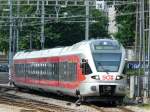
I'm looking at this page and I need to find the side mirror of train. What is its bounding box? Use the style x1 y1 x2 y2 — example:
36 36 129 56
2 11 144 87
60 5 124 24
80 59 92 75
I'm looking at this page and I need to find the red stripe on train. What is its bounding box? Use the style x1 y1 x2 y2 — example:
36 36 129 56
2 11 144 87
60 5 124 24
13 55 85 89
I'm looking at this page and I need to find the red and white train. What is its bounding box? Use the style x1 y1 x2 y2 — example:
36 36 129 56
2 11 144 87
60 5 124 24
12 39 127 104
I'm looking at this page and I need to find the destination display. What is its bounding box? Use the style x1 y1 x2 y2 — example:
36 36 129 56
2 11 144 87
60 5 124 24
94 44 120 50
93 40 121 50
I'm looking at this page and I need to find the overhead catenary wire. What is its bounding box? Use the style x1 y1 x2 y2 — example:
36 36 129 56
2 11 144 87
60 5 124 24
0 0 140 6
0 0 141 27
1 10 150 26
0 0 141 42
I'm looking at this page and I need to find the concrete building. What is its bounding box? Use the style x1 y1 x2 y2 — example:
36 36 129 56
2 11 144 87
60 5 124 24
96 0 118 34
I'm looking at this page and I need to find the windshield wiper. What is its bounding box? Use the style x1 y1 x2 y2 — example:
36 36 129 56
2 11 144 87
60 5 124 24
98 62 109 74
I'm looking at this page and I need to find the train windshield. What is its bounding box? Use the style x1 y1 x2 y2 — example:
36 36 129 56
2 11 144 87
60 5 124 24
93 53 121 72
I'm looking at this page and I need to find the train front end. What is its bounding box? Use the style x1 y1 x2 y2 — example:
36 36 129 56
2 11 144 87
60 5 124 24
78 39 126 103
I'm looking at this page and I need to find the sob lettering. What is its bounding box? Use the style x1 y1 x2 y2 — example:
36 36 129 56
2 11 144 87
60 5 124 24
102 75 113 80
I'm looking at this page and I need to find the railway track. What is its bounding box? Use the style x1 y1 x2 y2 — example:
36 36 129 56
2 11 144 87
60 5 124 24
90 104 135 112
0 85 136 112
0 92 77 112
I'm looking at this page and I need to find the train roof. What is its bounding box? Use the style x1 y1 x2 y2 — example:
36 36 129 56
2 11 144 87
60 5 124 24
13 39 122 60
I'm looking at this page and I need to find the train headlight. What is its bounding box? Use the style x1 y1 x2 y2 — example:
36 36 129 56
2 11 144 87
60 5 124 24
91 75 100 80
116 76 124 80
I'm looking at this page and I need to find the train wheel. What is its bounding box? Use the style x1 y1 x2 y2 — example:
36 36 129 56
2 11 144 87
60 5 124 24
75 96 85 106
8 80 14 86
75 100 81 106
11 82 19 88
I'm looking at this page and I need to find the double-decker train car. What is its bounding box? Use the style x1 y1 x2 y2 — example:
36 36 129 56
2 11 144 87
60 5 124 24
12 39 126 104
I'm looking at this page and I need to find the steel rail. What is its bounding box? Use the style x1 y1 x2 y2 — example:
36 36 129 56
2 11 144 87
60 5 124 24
0 92 77 112
90 104 135 112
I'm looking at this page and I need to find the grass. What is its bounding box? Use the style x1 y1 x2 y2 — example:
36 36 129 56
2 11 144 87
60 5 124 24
138 104 150 110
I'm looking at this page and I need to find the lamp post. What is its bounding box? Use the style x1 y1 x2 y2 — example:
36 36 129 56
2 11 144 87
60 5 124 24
85 0 89 41
41 0 45 49
8 0 13 85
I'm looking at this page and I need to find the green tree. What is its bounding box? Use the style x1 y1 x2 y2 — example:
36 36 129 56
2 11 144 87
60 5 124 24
0 2 109 53
114 0 136 47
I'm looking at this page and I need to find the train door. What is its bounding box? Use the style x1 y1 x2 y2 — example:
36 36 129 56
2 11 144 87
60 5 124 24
73 56 79 82
58 56 71 88
76 56 87 83
58 55 81 89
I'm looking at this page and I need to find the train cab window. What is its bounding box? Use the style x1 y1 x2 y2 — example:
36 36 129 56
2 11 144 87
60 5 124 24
93 53 121 72
81 59 92 75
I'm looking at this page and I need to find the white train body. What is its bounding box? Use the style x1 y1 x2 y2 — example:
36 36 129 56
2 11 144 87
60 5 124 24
13 39 127 102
